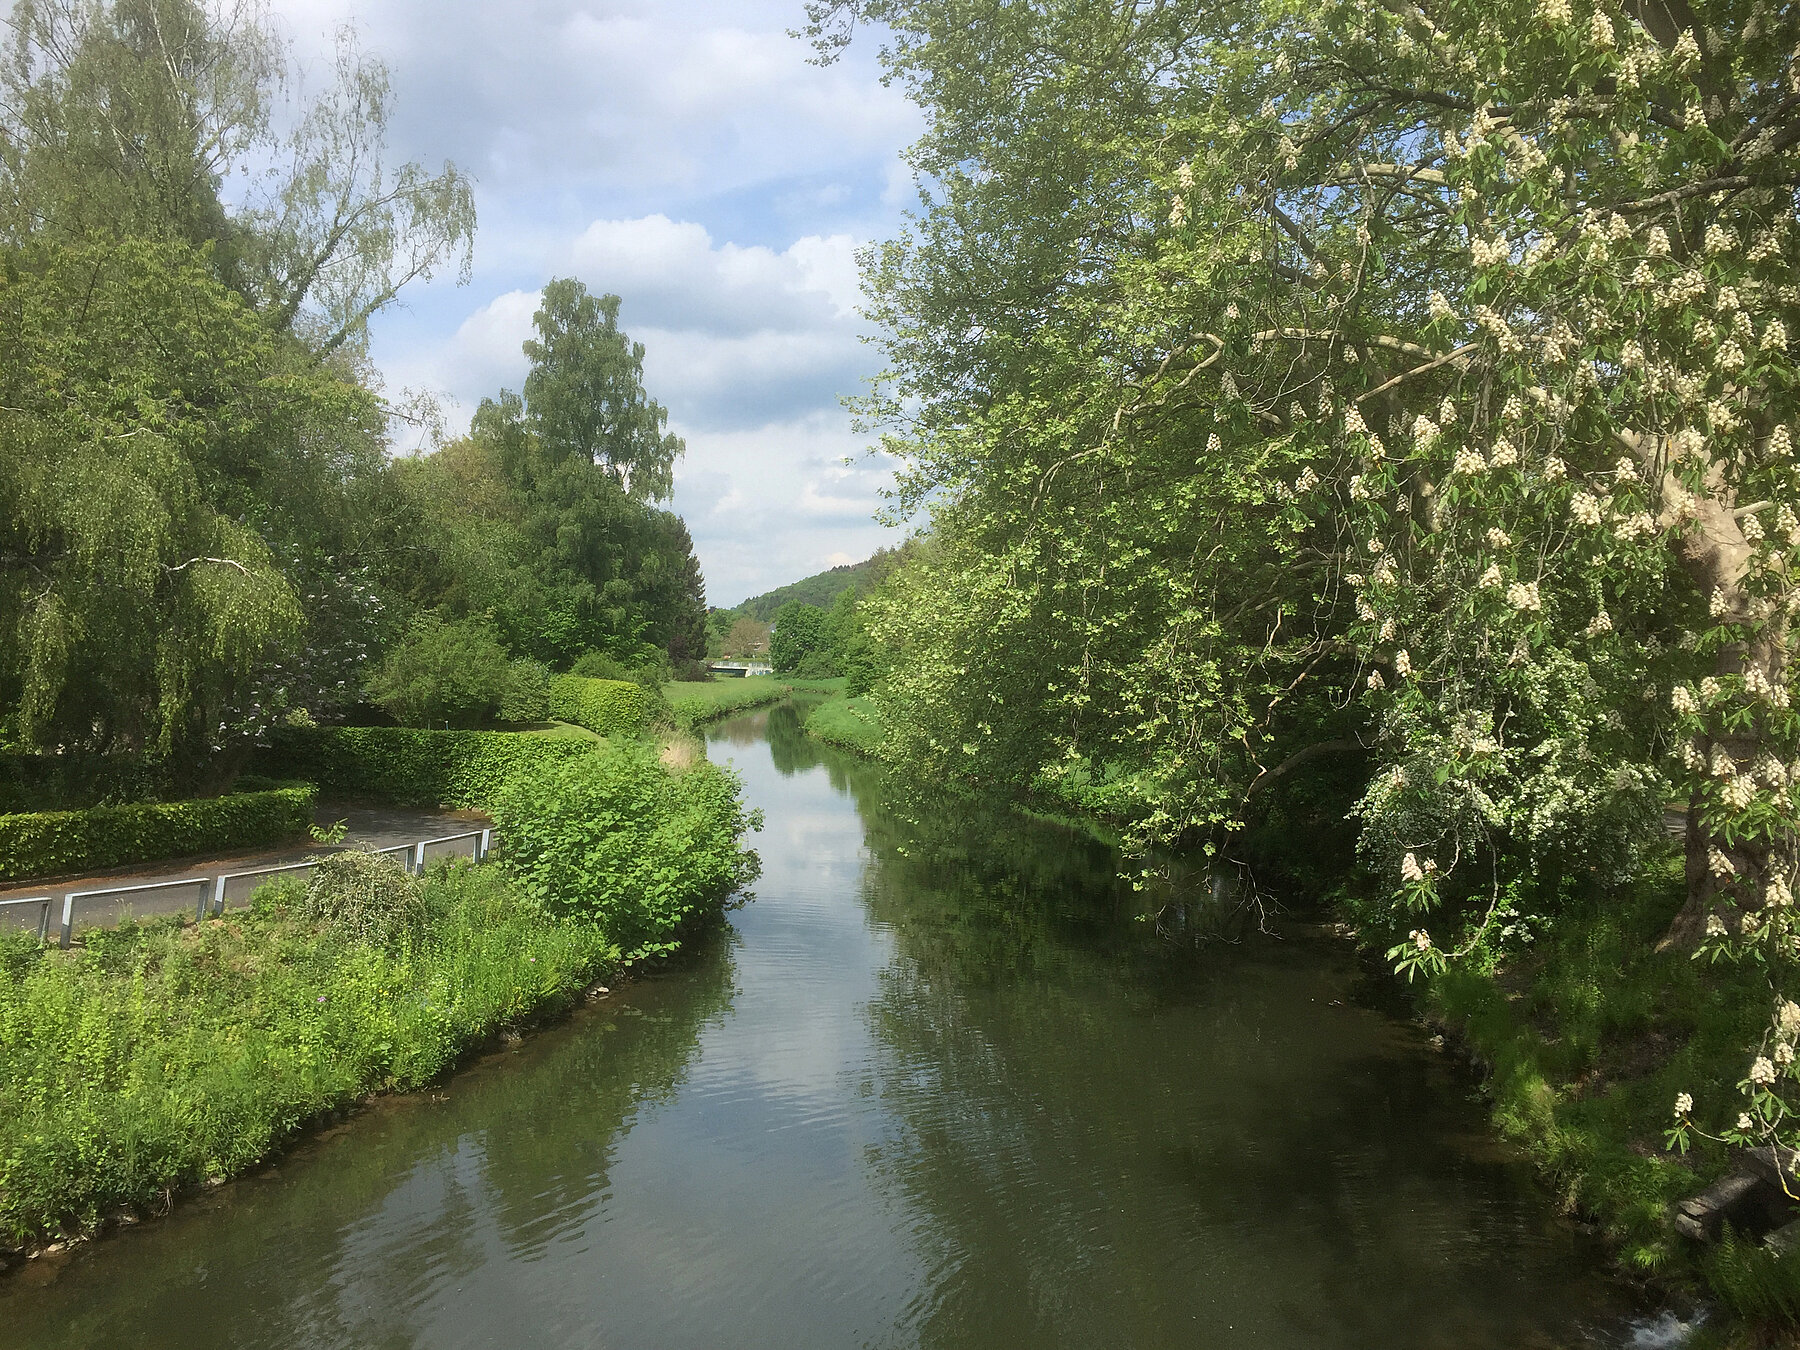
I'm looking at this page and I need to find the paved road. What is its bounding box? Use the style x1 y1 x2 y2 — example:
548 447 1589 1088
0 802 491 934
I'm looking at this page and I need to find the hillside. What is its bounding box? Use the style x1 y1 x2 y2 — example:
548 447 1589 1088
731 554 884 621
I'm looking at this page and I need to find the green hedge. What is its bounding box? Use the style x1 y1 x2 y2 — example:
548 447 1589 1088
256 727 595 808
0 785 317 883
546 675 654 736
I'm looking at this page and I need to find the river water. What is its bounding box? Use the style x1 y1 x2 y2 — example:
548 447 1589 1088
0 702 1655 1349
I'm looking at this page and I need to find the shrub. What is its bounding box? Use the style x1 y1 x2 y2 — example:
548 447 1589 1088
492 742 760 956
499 659 552 723
546 675 658 736
366 615 514 728
0 785 317 883
770 601 826 672
256 726 592 808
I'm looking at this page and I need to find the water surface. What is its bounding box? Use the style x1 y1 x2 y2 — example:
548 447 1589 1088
1 702 1641 1348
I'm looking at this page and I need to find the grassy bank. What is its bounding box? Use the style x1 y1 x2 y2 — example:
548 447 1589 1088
666 676 790 730
1384 850 1800 1336
801 695 885 757
0 740 758 1261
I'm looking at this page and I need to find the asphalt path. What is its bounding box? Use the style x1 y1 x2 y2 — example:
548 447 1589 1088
0 803 491 935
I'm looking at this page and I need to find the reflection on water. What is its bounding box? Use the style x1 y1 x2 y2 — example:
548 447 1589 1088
0 702 1648 1349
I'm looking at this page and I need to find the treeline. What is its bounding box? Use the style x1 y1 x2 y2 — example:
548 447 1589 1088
0 0 706 791
712 547 908 689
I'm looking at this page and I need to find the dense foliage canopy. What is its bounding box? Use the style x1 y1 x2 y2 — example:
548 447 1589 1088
815 0 1800 1149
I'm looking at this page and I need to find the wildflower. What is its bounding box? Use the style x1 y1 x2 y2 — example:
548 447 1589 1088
1379 617 1396 641
1701 675 1722 702
1176 159 1194 189
1704 222 1737 253
1708 912 1730 936
1224 301 1240 320
1502 394 1525 422
1395 649 1412 677
1671 27 1700 65
1683 741 1708 771
1674 1092 1694 1117
1718 340 1747 372
1470 235 1511 267
1439 397 1458 426
1605 210 1629 241
1571 492 1604 526
1743 512 1766 544
1505 580 1542 611
1587 611 1613 636
1428 290 1456 323
1537 0 1571 23
1491 437 1518 467
1480 563 1504 588
1646 226 1672 257
1207 433 1222 454
1367 537 1384 554
1779 1043 1796 1066
1453 447 1486 475
1764 319 1788 352
1769 875 1794 908
1367 669 1386 691
1710 588 1730 618
1770 426 1793 457
1344 404 1368 435
1543 456 1567 482
1170 195 1188 227
1751 1056 1778 1085
1740 1112 1756 1131
1671 685 1699 715
1410 927 1432 952
1402 852 1425 883
1413 415 1441 449
1709 845 1737 878
1295 467 1319 493
1723 775 1758 811
1486 527 1512 549
1778 999 1800 1037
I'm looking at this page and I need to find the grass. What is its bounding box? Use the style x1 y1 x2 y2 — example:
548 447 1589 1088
0 861 621 1252
665 676 791 729
1413 849 1800 1332
801 694 885 756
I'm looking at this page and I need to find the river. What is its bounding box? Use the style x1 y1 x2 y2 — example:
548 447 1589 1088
0 701 1660 1348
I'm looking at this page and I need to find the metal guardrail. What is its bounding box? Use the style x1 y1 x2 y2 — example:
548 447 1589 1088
2 828 492 949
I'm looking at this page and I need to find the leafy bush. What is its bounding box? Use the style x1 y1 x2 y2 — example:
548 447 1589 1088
297 851 426 950
499 659 552 723
0 863 619 1248
0 785 317 883
546 675 657 736
492 742 760 955
365 615 514 728
0 755 173 813
770 601 826 673
256 726 592 808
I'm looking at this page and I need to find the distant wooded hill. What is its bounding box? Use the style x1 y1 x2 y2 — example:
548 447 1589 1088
728 555 884 622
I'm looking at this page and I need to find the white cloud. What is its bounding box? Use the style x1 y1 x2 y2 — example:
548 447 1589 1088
269 0 919 603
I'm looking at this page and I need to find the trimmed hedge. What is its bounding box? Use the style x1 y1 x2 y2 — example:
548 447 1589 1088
0 785 317 884
256 726 595 808
546 675 654 736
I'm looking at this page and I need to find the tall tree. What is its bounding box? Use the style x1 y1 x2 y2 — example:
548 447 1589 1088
522 278 683 500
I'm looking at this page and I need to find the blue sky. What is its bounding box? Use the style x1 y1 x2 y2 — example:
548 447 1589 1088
269 0 920 606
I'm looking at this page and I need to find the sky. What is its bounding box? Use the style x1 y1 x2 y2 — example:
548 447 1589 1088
266 0 922 606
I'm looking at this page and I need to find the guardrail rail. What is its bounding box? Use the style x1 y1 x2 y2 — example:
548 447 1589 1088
1 829 493 948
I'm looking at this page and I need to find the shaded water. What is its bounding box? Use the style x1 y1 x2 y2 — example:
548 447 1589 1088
1 702 1648 1348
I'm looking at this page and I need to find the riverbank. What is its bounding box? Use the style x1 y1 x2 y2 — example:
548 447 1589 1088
0 740 759 1271
666 676 792 730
